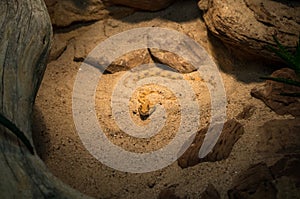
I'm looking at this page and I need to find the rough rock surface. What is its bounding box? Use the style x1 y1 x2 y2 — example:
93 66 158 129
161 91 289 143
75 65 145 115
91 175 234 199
158 186 181 199
104 48 197 74
228 163 277 199
178 119 244 168
198 0 300 60
228 155 300 199
48 34 68 62
149 48 197 73
44 0 134 27
229 119 300 198
108 0 176 11
81 47 199 74
105 49 151 73
0 0 89 198
200 184 221 199
236 105 256 120
44 0 107 27
256 119 300 155
270 155 300 182
251 68 300 117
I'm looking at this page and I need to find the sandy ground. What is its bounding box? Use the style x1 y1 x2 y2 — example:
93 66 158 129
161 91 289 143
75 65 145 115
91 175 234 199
32 1 294 198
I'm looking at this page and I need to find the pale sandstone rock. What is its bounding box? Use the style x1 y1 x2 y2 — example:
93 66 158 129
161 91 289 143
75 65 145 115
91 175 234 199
103 48 197 74
198 0 300 60
106 49 151 73
149 48 197 73
108 0 176 11
44 0 108 27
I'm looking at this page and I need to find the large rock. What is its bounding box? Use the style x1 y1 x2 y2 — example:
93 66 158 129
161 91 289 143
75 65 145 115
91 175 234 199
228 155 300 199
44 0 108 27
200 184 221 199
44 0 134 27
251 68 300 117
198 0 300 60
228 163 277 199
158 186 181 199
44 0 176 27
256 119 300 155
0 0 89 198
108 0 176 11
229 119 300 199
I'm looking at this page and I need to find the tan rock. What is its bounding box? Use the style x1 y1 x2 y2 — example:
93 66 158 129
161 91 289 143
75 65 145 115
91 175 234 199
108 0 176 11
48 34 67 62
198 0 300 60
228 163 276 199
251 68 300 117
44 0 108 27
103 48 197 74
178 119 244 168
228 154 300 199
149 48 197 73
106 49 151 73
158 186 181 199
200 184 221 199
256 119 300 154
236 105 256 120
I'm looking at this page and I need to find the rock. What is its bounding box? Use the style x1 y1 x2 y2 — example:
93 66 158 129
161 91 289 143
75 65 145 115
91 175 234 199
200 184 221 199
108 0 176 11
228 163 277 199
73 39 90 62
230 118 300 199
178 119 244 168
100 47 197 74
44 0 108 27
72 47 151 73
256 119 300 155
270 155 300 198
105 49 151 73
270 154 300 181
149 48 197 73
0 1 89 198
275 176 300 199
236 105 256 120
158 186 181 199
228 155 300 199
48 34 67 62
251 68 300 117
198 0 300 60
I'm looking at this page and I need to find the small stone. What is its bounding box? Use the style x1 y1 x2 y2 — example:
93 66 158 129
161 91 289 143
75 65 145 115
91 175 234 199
178 119 244 168
251 68 300 117
236 105 256 120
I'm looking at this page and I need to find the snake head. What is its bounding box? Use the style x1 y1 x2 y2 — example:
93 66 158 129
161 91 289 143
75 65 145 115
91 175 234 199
138 102 150 120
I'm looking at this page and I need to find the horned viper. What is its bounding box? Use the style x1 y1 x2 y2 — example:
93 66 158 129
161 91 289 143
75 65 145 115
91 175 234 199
128 70 202 120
